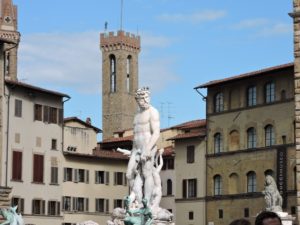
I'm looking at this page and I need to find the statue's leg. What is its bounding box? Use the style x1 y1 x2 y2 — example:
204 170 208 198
143 160 155 204
127 153 137 190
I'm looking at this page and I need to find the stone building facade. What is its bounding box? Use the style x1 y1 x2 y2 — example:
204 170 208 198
195 63 297 225
290 1 300 224
100 30 140 139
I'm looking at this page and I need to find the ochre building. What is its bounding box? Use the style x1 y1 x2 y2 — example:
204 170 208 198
195 63 297 225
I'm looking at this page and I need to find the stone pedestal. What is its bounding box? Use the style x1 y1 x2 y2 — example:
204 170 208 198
276 212 295 225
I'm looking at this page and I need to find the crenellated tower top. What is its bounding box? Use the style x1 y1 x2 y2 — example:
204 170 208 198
100 30 140 53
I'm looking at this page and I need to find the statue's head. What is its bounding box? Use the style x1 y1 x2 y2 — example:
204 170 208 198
265 175 274 186
135 87 150 110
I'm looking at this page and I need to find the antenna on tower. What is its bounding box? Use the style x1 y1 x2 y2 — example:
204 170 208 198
120 0 124 31
104 21 108 32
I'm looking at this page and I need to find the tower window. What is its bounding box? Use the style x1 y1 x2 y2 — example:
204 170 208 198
110 55 116 92
126 56 131 92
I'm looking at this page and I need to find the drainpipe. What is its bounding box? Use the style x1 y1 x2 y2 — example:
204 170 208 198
61 96 71 153
4 90 10 187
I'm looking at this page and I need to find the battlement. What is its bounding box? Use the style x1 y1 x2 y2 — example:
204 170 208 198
100 30 140 52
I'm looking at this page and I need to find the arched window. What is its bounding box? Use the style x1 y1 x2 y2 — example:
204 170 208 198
247 127 256 149
264 169 274 177
110 55 116 92
281 90 286 101
265 82 275 103
229 173 238 194
214 133 223 153
214 93 224 112
229 130 239 151
247 171 256 192
214 175 222 195
126 56 131 92
265 125 275 147
247 86 256 106
167 179 172 195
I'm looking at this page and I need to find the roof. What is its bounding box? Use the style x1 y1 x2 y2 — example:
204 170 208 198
64 117 102 133
101 135 133 144
162 146 175 157
167 131 206 141
5 79 70 98
63 149 128 160
195 62 293 89
172 119 206 130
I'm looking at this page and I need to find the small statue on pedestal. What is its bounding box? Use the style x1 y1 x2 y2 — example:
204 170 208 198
262 175 283 212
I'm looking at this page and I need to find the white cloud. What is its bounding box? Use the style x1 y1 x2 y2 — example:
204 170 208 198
232 18 269 29
157 10 226 24
257 23 292 37
18 31 178 94
19 31 101 94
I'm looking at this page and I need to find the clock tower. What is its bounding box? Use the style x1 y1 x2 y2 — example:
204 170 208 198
100 30 140 139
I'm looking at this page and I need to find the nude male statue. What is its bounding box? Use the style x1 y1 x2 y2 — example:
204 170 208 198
126 87 160 204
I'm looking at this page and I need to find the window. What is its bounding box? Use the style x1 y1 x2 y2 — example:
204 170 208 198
167 179 172 195
126 56 131 92
51 139 57 150
15 99 22 117
50 167 58 184
96 199 109 213
48 201 60 216
73 197 88 212
64 168 73 182
15 133 20 144
214 93 224 112
12 151 22 181
189 211 194 220
11 197 24 214
182 179 197 198
49 107 58 124
36 137 41 147
265 125 275 146
34 104 42 121
187 146 195 163
247 127 256 148
162 158 174 170
114 199 123 208
247 86 256 106
43 106 49 123
247 171 256 192
291 206 296 215
114 172 126 186
214 133 223 153
244 208 249 218
74 169 89 183
32 199 45 215
218 209 223 219
62 196 71 211
95 171 109 184
265 82 275 103
214 175 222 195
110 55 116 92
33 154 44 183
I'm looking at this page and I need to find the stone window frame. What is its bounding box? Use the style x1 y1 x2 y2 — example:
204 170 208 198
247 127 257 149
265 124 275 147
247 85 257 107
265 81 275 103
246 171 257 193
213 174 222 195
214 133 223 153
214 92 224 113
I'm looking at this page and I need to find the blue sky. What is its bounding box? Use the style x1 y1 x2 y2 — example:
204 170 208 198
13 0 293 136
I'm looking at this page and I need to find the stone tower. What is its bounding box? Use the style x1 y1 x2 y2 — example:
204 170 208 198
0 0 19 81
290 1 300 223
100 30 140 139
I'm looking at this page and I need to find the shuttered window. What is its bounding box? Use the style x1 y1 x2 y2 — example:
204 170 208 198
15 99 22 117
12 151 22 181
34 104 42 121
33 154 44 183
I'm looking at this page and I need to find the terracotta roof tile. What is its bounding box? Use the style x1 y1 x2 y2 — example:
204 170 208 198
195 62 293 89
63 149 129 160
167 131 206 141
101 135 133 143
162 146 175 156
